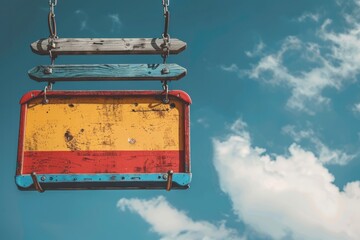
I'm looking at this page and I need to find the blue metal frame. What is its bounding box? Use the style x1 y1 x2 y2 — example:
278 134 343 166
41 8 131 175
16 173 191 190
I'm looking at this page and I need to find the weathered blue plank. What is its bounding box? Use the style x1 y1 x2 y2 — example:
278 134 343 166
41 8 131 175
15 173 191 190
28 64 187 82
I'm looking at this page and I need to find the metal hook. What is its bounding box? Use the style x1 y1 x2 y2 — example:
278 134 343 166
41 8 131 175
162 81 169 104
43 84 52 104
166 170 173 191
31 172 45 193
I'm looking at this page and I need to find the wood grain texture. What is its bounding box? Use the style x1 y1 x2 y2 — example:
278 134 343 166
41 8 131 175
31 38 186 55
28 64 187 82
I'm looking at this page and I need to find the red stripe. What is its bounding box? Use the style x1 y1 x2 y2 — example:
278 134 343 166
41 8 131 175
22 150 185 174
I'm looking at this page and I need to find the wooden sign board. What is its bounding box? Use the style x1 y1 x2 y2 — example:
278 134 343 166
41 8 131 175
28 64 186 82
31 38 187 55
16 90 191 191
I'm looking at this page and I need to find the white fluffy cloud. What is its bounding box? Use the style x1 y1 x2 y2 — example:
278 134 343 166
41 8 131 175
213 119 360 240
117 196 243 240
222 0 360 114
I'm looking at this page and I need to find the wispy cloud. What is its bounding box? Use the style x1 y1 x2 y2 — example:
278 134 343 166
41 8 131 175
117 196 243 240
108 14 122 33
245 41 265 58
213 119 360 240
282 125 355 165
197 118 210 128
75 9 89 31
352 103 360 114
222 0 360 114
297 12 320 22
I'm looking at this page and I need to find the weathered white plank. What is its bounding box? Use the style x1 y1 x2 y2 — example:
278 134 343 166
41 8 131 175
31 38 186 55
28 64 187 82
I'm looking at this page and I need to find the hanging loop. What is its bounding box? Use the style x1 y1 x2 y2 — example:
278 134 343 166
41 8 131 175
49 50 56 66
43 83 53 104
48 0 58 40
162 81 169 104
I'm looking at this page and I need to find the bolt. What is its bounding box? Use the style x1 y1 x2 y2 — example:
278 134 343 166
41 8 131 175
44 67 53 74
41 176 46 181
162 98 170 104
128 138 136 144
161 67 170 75
162 174 168 180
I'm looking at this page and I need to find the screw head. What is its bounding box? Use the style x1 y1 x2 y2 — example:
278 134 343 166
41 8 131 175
161 67 170 75
44 67 53 74
41 176 46 181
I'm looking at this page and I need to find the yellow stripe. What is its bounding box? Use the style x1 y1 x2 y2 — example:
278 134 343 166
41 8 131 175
24 96 184 151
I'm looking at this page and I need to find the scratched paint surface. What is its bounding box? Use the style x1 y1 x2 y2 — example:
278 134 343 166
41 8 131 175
21 95 186 174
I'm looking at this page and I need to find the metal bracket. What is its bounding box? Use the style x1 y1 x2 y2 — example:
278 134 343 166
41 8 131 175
166 170 173 191
31 172 45 193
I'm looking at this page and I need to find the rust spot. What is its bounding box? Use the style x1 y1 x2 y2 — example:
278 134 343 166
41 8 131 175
68 104 75 108
157 110 166 118
133 43 145 49
170 103 176 109
64 130 80 151
64 131 74 142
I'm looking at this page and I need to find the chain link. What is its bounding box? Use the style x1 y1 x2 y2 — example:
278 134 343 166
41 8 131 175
49 0 57 7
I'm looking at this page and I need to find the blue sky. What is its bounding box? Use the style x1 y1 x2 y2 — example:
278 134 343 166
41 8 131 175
1 0 360 239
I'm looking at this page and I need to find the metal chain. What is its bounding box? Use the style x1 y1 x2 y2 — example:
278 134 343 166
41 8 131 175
47 0 58 67
44 0 58 91
161 0 170 75
48 0 58 40
161 0 171 104
162 0 170 40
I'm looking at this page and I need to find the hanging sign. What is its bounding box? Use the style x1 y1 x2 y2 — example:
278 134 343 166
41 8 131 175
16 90 191 191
